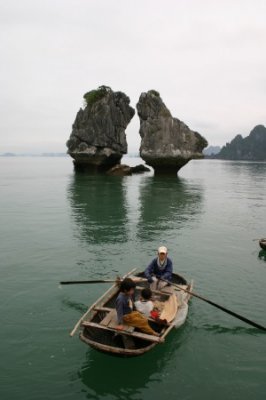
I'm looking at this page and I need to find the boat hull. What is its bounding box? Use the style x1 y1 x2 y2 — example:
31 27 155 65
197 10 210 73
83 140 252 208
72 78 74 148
259 239 266 251
80 332 157 357
78 271 192 357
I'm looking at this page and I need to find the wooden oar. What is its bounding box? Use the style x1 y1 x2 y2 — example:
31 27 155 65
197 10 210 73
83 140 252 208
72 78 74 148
60 276 147 285
60 279 119 285
160 278 266 332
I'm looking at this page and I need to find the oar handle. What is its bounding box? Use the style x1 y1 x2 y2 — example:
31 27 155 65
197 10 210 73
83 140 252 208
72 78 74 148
60 280 117 285
60 277 147 285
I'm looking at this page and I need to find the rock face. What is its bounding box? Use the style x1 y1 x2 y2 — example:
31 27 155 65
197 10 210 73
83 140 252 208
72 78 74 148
137 90 208 174
66 86 135 171
107 163 150 176
214 125 266 161
107 164 132 176
130 164 150 174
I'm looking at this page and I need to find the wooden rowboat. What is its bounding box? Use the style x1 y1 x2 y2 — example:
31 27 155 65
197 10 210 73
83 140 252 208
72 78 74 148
73 269 193 357
259 239 266 251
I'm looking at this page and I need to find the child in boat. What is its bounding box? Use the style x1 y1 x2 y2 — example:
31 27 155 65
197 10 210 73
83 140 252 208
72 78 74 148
115 278 158 336
135 288 166 324
135 288 154 318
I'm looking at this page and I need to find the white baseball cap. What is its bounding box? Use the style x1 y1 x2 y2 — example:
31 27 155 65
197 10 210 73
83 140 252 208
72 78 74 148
158 246 167 254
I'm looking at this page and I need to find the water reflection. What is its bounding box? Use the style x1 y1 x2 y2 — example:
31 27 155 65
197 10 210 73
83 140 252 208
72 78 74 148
61 297 88 314
137 176 203 240
67 173 128 245
198 324 262 336
258 250 266 262
78 327 187 400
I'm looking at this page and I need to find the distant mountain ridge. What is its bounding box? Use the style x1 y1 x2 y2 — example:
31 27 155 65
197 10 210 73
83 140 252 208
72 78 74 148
203 146 221 156
0 153 67 157
214 125 266 161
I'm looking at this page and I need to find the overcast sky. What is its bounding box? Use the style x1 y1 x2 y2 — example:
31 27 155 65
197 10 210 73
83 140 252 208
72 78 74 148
1 0 266 153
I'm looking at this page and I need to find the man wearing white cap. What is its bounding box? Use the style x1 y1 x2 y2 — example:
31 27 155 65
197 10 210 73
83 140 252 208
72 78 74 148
144 246 173 291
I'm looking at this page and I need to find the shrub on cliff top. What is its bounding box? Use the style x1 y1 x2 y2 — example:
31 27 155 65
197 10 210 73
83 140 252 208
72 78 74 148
149 89 160 97
83 85 111 107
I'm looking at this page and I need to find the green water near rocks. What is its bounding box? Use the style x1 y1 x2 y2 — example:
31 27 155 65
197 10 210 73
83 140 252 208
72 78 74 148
1 157 266 400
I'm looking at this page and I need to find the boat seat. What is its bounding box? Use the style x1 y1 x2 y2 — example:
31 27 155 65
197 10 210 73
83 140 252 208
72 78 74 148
99 308 135 333
82 321 162 343
99 309 117 326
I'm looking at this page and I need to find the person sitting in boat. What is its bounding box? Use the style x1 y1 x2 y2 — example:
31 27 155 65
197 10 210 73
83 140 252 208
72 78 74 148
115 278 159 336
135 288 154 318
135 288 168 326
145 246 173 291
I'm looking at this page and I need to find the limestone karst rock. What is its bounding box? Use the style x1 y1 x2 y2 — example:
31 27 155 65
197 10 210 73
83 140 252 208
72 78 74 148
214 125 266 161
137 90 208 174
66 86 135 171
106 163 150 176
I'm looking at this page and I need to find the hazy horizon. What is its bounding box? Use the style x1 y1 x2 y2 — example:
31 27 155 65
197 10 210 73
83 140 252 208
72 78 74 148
1 0 266 153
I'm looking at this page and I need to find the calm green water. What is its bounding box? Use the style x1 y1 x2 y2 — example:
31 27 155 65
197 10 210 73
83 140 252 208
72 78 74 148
1 157 266 400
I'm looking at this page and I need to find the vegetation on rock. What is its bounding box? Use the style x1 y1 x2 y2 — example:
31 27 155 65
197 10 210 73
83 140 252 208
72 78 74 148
83 85 111 107
149 89 160 97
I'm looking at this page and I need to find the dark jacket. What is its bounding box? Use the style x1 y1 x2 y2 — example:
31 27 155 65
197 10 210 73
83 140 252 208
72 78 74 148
115 292 134 324
144 257 173 283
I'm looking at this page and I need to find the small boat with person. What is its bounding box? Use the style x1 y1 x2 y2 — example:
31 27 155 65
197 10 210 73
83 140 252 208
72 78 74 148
61 261 266 357
70 268 193 357
259 238 266 251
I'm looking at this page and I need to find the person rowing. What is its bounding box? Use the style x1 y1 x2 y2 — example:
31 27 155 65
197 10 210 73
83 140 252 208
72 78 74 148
144 246 173 291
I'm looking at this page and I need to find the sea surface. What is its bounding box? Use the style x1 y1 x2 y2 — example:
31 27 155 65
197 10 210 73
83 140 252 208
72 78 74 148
1 156 266 400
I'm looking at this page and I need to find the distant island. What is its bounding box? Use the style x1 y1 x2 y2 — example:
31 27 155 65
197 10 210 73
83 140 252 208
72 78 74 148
211 125 266 161
0 153 67 157
203 146 221 156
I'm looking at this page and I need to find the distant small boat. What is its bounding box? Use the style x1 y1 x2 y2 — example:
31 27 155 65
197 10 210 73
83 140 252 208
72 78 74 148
259 239 266 251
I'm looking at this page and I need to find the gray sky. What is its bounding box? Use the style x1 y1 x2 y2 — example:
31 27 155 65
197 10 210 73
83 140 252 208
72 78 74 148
1 0 266 153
